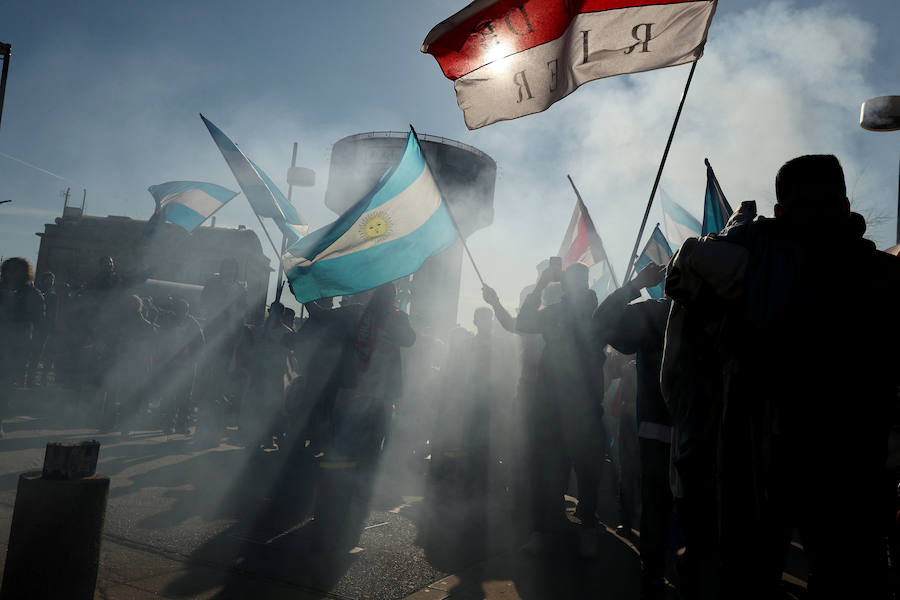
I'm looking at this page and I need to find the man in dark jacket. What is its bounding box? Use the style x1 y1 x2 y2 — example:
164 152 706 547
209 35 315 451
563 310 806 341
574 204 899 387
517 262 606 556
663 155 900 599
598 262 672 600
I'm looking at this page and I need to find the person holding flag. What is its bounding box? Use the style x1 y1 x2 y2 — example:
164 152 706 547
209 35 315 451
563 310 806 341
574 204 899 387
516 260 606 558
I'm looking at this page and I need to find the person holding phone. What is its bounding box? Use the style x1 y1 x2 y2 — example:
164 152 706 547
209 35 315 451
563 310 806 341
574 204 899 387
515 258 606 557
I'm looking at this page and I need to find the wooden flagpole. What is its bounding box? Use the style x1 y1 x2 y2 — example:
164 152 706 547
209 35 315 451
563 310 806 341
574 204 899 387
622 59 699 284
409 124 486 286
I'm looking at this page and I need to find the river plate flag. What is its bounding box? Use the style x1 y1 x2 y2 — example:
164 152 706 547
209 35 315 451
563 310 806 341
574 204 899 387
701 158 733 235
660 188 701 248
558 195 608 269
283 130 458 303
200 114 308 243
422 0 717 129
634 223 672 299
144 181 238 236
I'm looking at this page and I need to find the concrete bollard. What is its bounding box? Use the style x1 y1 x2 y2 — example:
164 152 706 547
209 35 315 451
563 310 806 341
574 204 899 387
1 441 109 600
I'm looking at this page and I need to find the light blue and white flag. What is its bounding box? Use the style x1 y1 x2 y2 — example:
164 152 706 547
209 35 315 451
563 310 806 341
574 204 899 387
634 224 673 299
283 130 458 303
660 188 701 248
590 258 618 304
702 158 733 236
144 181 238 235
200 114 308 243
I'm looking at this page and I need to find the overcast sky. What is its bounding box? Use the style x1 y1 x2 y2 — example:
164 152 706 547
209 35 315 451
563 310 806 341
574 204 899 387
2 0 899 320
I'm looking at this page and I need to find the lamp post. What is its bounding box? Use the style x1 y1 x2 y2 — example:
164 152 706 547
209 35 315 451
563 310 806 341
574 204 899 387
860 96 900 245
0 42 11 129
276 143 315 290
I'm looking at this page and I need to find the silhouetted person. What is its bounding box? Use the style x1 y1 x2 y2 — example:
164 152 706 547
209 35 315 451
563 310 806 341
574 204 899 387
663 155 900 599
313 283 415 551
517 262 606 557
197 257 248 444
245 301 294 447
87 255 122 292
26 271 57 386
0 258 44 437
483 272 549 541
155 299 204 434
98 294 156 436
597 262 673 600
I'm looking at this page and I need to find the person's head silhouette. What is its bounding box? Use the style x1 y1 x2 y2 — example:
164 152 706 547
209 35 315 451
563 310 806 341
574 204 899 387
774 154 850 226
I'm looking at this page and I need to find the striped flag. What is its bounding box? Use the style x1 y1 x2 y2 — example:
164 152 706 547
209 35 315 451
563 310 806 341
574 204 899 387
200 114 308 243
660 188 701 248
422 0 717 129
144 181 237 235
634 224 672 299
283 130 458 303
558 196 608 269
702 158 733 235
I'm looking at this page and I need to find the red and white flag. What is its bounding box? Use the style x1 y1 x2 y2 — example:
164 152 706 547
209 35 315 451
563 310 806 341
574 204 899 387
558 196 607 269
422 0 717 129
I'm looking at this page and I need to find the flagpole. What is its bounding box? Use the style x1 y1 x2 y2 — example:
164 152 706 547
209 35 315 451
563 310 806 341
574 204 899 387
566 174 620 289
623 59 699 283
252 210 283 262
409 124 486 286
276 142 298 290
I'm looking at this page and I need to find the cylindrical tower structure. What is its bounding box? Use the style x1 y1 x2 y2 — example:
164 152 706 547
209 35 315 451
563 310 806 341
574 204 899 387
325 132 497 331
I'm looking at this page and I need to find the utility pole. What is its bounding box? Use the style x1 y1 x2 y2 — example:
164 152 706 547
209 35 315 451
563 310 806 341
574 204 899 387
0 42 10 129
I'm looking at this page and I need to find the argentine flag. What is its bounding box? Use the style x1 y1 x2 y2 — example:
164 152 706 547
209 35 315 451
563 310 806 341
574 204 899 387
200 114 308 243
660 189 701 249
702 158 733 236
284 130 458 303
634 224 673 299
144 181 238 235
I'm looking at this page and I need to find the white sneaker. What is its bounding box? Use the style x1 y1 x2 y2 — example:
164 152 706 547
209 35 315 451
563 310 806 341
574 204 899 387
579 528 599 559
522 532 549 555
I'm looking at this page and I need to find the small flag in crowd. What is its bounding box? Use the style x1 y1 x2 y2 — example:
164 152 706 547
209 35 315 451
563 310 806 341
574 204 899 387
590 258 618 303
660 188 701 248
200 114 308 243
283 130 458 303
422 0 718 129
143 181 238 236
702 158 733 236
634 224 673 299
558 195 609 269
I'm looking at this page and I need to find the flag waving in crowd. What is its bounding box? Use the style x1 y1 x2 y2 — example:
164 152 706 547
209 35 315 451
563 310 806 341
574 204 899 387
422 0 718 129
283 130 458 303
143 181 238 236
558 193 609 269
633 224 672 298
201 114 309 243
660 188 701 248
701 157 733 235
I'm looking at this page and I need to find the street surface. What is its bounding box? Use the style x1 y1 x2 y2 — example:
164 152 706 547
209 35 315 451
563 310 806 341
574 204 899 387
0 390 807 599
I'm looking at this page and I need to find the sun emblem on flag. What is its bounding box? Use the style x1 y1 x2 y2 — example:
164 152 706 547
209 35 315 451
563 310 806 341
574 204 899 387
360 211 393 240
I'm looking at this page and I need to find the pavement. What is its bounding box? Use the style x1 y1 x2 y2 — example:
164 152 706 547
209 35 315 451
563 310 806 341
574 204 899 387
0 388 809 599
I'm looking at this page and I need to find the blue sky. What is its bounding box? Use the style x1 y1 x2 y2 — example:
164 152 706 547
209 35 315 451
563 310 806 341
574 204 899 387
2 0 899 318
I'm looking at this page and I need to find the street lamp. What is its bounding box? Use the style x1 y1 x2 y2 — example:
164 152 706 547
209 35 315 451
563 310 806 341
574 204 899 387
0 42 10 129
860 95 900 245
